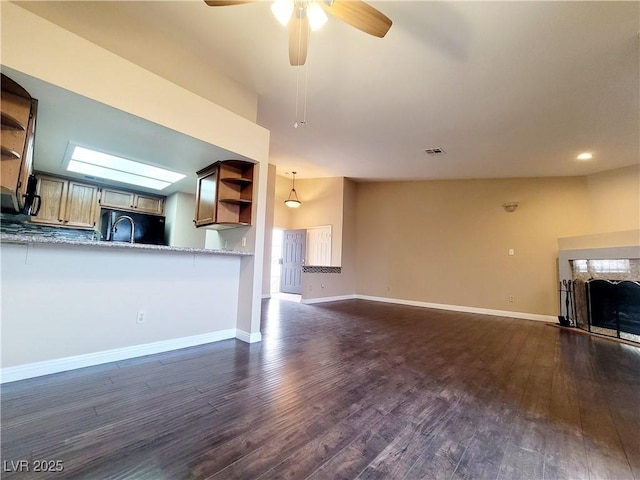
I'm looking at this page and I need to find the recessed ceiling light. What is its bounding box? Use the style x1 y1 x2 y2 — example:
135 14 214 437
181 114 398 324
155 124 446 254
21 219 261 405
577 152 593 160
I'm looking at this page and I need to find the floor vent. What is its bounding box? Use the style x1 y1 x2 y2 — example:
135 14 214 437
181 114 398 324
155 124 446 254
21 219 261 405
425 147 446 156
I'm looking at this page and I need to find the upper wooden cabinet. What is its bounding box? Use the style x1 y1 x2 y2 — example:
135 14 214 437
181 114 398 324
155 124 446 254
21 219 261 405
194 160 254 228
32 174 99 229
29 172 166 230
1 74 38 213
133 193 164 215
99 187 164 215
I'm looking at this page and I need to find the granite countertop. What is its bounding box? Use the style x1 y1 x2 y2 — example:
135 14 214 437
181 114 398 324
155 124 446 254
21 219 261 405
0 233 252 256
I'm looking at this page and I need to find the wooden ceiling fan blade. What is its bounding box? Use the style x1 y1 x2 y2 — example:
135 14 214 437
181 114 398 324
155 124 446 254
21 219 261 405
289 13 309 66
320 0 392 38
204 1 256 6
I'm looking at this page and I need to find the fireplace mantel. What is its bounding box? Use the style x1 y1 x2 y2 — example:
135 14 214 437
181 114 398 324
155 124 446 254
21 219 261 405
558 230 640 282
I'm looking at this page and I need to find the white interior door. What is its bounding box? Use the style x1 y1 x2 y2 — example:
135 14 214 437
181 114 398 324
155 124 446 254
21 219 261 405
280 229 306 294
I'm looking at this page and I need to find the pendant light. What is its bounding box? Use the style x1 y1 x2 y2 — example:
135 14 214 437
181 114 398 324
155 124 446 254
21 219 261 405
285 171 302 208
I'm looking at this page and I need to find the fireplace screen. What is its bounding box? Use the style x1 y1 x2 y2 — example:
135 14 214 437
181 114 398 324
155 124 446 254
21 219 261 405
586 279 640 342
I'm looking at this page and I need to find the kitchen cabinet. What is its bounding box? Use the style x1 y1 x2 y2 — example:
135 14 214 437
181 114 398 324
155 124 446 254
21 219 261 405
99 187 164 215
32 174 99 229
1 74 38 214
194 160 254 228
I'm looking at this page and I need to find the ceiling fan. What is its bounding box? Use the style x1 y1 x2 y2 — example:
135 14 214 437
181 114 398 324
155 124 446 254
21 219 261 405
204 0 392 66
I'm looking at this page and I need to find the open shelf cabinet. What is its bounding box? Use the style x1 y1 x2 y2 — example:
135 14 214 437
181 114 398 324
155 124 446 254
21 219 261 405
194 160 254 229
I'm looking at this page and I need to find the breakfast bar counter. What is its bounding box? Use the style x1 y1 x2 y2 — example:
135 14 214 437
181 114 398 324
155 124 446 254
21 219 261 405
0 233 252 256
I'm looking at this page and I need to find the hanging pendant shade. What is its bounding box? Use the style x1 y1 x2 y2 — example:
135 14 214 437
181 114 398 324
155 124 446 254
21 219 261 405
285 191 301 208
285 171 302 208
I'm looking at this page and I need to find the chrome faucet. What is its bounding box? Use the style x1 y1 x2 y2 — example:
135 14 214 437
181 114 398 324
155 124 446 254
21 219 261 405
111 215 135 243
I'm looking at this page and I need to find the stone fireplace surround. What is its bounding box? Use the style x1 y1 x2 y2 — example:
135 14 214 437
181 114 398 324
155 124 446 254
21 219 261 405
558 230 640 343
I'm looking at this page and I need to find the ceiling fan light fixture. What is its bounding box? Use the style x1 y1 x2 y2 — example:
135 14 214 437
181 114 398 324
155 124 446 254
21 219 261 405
271 0 294 26
206 0 392 65
285 171 302 208
307 2 328 30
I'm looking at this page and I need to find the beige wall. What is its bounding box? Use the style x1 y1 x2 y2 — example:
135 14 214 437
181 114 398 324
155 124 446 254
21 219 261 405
587 164 640 233
342 178 357 292
273 174 293 229
269 175 354 298
165 192 206 248
287 177 344 267
302 178 358 300
10 2 258 122
262 164 277 296
355 177 592 316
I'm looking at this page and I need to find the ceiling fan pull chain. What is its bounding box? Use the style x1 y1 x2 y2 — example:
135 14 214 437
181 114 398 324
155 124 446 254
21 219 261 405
294 64 301 128
294 64 308 127
294 7 301 129
301 9 309 126
294 62 309 128
301 61 308 126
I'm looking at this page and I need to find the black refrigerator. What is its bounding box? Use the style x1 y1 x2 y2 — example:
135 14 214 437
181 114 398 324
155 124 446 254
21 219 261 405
100 209 166 245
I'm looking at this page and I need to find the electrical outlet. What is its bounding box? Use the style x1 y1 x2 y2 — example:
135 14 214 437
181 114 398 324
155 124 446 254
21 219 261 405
137 311 145 324
509 296 515 303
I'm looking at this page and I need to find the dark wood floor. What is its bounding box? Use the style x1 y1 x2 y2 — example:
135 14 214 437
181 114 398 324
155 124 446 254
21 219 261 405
2 299 639 479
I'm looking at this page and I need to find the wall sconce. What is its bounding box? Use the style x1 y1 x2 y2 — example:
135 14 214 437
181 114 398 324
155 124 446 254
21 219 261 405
285 171 301 208
502 202 519 213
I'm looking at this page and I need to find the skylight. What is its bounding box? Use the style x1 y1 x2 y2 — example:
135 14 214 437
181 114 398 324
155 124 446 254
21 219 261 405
66 146 185 190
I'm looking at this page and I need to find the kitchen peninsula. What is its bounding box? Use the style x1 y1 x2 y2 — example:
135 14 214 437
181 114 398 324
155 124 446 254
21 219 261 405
1 232 256 384
0 232 252 256
1 3 270 386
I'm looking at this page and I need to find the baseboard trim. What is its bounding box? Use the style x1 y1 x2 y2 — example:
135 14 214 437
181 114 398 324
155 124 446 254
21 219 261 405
355 295 556 323
0 329 237 384
0 296 553 383
302 294 358 305
236 330 262 343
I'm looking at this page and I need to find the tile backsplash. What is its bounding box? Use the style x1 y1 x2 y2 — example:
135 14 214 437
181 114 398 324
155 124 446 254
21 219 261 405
302 266 342 274
0 214 95 241
570 258 640 281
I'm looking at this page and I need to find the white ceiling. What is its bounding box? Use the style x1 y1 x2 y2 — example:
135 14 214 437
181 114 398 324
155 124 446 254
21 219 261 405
10 1 640 185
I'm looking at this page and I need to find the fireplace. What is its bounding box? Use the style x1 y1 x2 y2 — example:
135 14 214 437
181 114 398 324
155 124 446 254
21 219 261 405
586 279 640 341
558 231 640 344
566 258 640 343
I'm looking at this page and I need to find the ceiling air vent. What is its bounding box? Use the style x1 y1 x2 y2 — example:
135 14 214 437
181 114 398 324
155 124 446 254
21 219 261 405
425 147 446 156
